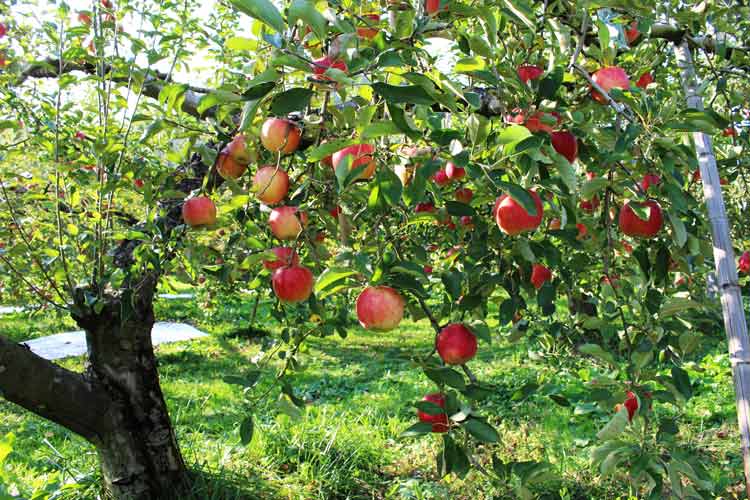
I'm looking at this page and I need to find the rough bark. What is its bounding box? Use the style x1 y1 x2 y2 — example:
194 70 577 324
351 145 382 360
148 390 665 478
674 40 750 495
72 280 189 499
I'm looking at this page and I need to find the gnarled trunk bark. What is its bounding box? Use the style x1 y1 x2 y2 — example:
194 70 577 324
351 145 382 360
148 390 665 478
72 281 188 499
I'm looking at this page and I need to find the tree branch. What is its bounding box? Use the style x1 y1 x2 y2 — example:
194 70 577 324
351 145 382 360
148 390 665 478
0 334 113 442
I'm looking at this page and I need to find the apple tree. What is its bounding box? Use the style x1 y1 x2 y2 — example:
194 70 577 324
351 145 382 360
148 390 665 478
1 0 750 498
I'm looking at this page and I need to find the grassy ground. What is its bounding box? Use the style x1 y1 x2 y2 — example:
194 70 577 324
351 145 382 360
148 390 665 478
0 294 744 499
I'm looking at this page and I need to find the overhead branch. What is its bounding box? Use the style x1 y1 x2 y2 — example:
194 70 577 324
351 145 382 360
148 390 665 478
16 58 213 119
0 334 113 442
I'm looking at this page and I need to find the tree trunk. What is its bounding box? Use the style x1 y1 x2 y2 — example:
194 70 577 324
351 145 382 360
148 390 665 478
72 281 188 500
674 41 750 496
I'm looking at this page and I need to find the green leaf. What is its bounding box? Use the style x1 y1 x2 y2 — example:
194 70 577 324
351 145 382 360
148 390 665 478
315 267 358 294
270 88 313 115
288 0 327 41
306 138 356 162
501 0 535 30
445 201 475 217
441 271 463 300
242 81 276 100
671 366 693 400
361 121 401 139
401 421 435 437
463 418 500 443
239 415 254 444
228 0 285 33
371 83 435 105
387 102 421 140
581 177 609 199
660 297 701 317
416 401 445 416
197 90 242 114
441 434 470 478
498 125 531 145
668 211 687 247
596 407 629 440
425 367 466 390
226 36 258 51
579 343 616 367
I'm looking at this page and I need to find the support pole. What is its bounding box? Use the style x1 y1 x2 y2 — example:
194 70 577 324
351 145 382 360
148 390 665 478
674 40 750 496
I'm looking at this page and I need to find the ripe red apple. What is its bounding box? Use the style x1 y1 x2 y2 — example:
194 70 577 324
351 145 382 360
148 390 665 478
517 64 543 84
133 178 144 189
739 251 750 275
640 173 661 192
216 151 248 180
332 144 377 180
182 196 217 227
263 247 299 271
417 393 449 433
329 205 341 218
425 0 447 14
445 162 465 180
423 265 433 274
260 118 301 155
356 286 405 331
459 215 474 229
77 12 92 25
311 55 348 81
530 264 552 289
550 131 578 163
356 14 380 39
636 72 654 89
0 23 6 39
494 190 544 235
525 111 561 133
623 391 638 421
253 166 290 204
415 202 436 213
576 223 588 240
548 218 562 230
591 67 630 104
269 206 306 240
271 265 314 303
224 134 255 165
618 200 663 238
432 169 451 186
74 131 86 140
436 323 477 365
624 21 639 45
580 197 600 213
723 127 737 137
454 187 473 204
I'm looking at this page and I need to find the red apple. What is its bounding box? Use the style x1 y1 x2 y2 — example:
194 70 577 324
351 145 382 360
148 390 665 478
454 187 473 204
494 190 544 235
133 179 144 189
576 223 588 240
425 0 447 14
445 162 465 180
356 286 405 331
618 200 663 238
517 64 544 84
624 21 639 45
640 173 661 192
636 72 654 89
311 55 348 81
253 166 290 204
182 196 217 227
332 144 377 180
548 218 562 230
433 169 451 186
623 391 638 421
424 265 433 274
580 197 600 213
723 127 737 137
530 264 552 289
550 131 578 163
591 67 630 104
417 393 449 433
269 206 306 240
216 151 248 180
272 265 314 303
224 134 255 165
260 118 301 155
356 14 380 39
329 205 341 218
415 202 436 213
505 108 526 125
459 215 474 229
739 251 750 275
525 111 561 134
263 247 300 271
77 13 92 25
74 131 86 140
436 323 477 365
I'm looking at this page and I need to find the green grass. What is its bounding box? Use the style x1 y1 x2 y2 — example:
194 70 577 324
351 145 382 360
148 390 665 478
0 295 745 499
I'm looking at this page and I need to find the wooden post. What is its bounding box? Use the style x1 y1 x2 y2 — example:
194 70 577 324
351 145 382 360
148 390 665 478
674 40 750 496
